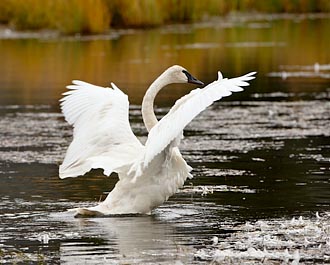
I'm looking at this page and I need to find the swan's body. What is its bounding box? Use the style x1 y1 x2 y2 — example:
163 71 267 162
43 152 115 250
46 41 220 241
59 65 256 216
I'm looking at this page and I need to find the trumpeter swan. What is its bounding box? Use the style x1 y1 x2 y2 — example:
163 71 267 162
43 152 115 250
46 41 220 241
59 65 256 216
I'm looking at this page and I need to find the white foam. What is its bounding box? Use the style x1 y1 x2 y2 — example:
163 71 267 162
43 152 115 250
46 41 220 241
195 212 330 263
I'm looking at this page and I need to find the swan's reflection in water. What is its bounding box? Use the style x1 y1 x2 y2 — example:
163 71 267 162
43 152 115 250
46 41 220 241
60 212 196 264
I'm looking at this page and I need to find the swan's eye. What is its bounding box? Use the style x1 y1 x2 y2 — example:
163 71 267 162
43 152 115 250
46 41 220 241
182 70 204 86
182 70 192 80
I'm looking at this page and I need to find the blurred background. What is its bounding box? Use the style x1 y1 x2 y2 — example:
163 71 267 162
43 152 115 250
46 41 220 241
0 0 329 105
0 1 329 264
1 0 330 33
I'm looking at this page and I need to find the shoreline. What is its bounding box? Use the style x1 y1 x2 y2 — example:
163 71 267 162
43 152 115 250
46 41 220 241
1 12 330 40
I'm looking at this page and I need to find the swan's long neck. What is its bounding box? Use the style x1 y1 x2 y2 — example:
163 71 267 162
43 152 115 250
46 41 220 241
142 72 172 132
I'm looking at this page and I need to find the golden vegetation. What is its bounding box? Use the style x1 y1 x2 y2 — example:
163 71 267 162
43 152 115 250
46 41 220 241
0 0 329 34
1 13 328 105
0 0 110 34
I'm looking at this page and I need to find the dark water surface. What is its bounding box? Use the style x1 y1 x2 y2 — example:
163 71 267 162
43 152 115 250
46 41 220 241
0 14 330 264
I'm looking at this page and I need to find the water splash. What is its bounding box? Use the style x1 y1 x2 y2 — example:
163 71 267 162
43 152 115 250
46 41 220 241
195 212 330 264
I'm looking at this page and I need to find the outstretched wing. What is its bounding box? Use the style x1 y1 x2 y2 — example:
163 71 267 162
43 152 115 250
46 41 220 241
59 81 143 179
142 71 256 168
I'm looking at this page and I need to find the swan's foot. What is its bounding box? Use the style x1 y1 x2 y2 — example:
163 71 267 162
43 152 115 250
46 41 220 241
67 204 151 217
68 207 104 218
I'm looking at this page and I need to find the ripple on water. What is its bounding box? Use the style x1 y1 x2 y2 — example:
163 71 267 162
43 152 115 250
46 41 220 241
195 213 330 264
1 196 330 264
0 101 329 165
0 94 329 264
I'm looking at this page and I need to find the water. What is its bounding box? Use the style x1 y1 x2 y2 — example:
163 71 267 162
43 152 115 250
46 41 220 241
0 14 330 264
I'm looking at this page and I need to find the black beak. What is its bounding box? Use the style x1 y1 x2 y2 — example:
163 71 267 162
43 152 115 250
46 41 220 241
182 70 204 86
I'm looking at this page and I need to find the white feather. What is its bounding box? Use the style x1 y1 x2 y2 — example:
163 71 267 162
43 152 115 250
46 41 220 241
59 66 256 215
59 81 143 179
141 71 256 169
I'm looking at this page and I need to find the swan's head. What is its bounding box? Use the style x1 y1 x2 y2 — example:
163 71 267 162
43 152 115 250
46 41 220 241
165 65 204 86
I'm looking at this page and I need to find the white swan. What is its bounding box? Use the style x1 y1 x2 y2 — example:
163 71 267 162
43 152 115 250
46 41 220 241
59 65 256 216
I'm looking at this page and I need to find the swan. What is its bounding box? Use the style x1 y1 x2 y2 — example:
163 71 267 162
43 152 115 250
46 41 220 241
59 65 256 216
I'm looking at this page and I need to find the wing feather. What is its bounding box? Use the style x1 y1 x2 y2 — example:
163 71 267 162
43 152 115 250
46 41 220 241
59 81 143 179
143 71 256 167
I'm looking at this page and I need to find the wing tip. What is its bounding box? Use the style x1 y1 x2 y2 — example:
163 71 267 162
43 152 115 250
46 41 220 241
217 71 223 80
72 80 83 85
59 171 70 179
110 82 118 90
245 71 257 79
